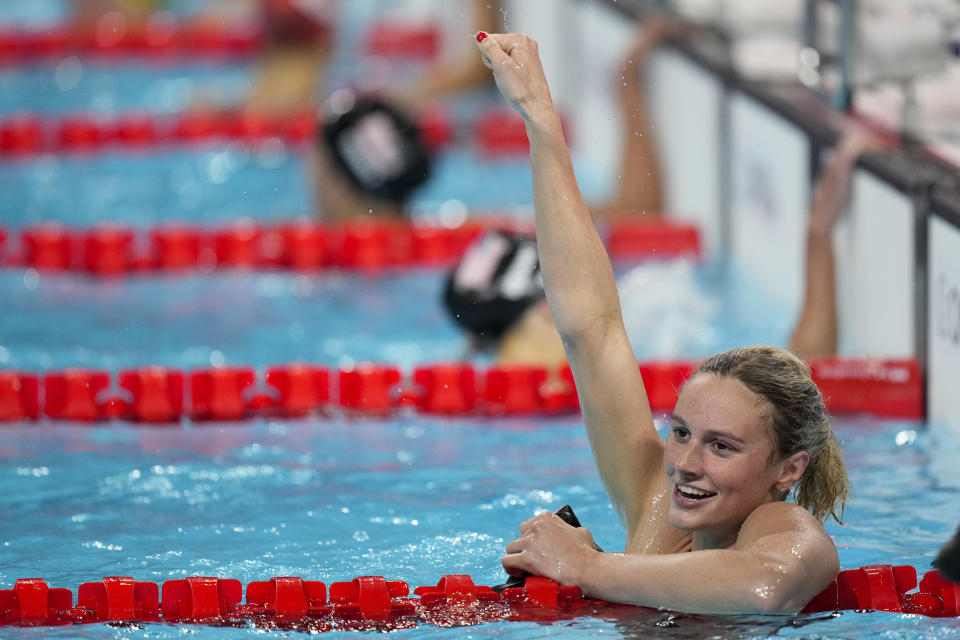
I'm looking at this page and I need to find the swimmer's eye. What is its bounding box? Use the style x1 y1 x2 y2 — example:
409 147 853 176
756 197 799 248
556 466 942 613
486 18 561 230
671 426 690 442
711 440 738 454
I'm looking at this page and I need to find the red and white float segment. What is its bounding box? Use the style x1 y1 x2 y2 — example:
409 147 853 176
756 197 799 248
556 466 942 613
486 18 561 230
1 565 957 628
0 357 924 424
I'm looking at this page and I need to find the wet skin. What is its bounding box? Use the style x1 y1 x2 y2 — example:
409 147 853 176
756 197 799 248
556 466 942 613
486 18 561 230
664 374 806 551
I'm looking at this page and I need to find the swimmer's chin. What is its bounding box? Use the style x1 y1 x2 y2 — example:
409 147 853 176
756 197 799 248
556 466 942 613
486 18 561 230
667 514 695 531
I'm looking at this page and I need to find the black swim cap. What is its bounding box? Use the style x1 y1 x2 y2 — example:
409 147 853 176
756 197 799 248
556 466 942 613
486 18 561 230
443 229 545 341
320 91 431 204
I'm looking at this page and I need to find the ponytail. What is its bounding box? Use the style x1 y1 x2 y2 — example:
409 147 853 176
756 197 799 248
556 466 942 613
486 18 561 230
794 430 849 524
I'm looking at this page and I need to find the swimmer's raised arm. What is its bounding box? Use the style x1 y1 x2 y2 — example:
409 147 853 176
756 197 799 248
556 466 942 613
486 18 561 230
592 18 694 221
788 126 892 359
475 33 668 543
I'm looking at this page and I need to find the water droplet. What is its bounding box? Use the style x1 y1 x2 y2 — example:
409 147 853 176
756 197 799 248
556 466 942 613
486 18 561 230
23 269 39 290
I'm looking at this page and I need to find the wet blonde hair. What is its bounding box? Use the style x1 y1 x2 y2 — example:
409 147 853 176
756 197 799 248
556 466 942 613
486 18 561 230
694 346 849 523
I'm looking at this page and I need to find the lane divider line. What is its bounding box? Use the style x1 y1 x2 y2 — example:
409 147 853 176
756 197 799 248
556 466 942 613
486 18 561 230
0 358 925 423
1 566 956 628
0 219 702 275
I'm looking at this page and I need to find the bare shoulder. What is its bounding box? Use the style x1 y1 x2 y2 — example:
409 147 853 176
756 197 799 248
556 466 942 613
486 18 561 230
733 502 840 609
738 502 835 546
746 499 823 527
736 502 839 579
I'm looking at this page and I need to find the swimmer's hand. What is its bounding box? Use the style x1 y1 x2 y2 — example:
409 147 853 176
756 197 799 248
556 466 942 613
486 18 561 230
501 510 600 586
807 124 896 236
474 33 556 123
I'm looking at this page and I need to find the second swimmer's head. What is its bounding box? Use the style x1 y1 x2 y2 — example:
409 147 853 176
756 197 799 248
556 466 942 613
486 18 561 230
319 90 432 209
442 229 545 346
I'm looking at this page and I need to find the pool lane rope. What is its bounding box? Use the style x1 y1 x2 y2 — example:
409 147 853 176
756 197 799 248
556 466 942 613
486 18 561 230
1 566 957 628
0 103 551 158
0 18 439 65
0 218 701 275
0 218 923 422
0 357 925 424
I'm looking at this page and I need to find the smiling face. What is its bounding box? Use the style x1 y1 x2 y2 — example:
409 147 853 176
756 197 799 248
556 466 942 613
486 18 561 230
663 373 799 549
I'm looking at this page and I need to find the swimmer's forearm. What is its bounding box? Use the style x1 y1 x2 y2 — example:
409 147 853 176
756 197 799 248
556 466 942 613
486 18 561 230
478 33 662 520
788 226 837 359
475 32 622 339
576 549 809 614
523 103 661 520
599 64 663 219
788 144 856 359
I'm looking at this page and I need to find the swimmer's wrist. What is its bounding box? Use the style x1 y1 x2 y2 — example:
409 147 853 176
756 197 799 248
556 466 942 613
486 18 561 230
521 106 564 141
569 546 604 594
806 221 834 241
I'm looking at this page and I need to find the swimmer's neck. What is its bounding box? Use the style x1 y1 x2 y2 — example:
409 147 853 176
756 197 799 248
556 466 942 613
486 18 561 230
495 299 566 369
322 204 405 224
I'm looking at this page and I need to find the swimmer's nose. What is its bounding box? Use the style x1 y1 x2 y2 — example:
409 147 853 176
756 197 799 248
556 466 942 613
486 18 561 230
674 443 703 477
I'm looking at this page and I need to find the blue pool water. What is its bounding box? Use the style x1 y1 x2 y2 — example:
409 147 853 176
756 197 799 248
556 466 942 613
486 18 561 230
1 413 959 639
0 0 70 29
0 146 550 229
0 62 252 117
0 0 241 29
0 257 792 373
2 6 960 639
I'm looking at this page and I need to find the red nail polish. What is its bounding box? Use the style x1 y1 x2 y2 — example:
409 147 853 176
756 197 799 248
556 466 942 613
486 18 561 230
476 31 488 43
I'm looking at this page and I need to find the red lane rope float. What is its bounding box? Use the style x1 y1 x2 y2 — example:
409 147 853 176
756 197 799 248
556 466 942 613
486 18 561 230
472 108 575 158
810 358 925 420
0 219 701 275
0 17 443 65
1 567 957 628
0 103 560 158
0 358 925 424
0 108 320 157
0 19 262 64
364 22 440 60
802 566 960 617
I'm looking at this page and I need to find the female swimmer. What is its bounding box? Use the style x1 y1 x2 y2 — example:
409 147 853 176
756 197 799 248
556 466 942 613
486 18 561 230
474 31 850 614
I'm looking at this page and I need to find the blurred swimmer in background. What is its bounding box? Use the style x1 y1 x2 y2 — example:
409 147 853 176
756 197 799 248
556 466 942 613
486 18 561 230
444 228 564 367
309 90 433 222
74 0 501 222
305 0 505 222
72 0 336 118
247 0 504 118
246 0 337 118
787 125 893 360
385 0 503 107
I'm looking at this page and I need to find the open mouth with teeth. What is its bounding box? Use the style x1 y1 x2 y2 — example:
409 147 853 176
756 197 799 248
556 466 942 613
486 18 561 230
674 484 718 502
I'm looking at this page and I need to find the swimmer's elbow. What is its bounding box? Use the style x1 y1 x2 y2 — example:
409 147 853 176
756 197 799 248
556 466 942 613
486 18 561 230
742 575 810 614
555 309 623 352
741 582 794 614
